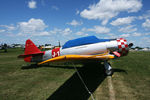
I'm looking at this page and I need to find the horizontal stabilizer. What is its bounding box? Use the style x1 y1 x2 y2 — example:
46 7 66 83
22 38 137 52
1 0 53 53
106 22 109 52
18 39 44 62
18 52 44 58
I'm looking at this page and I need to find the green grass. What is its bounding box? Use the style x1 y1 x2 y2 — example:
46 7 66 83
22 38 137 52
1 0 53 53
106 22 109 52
0 49 150 100
90 51 150 100
112 51 150 100
0 48 75 100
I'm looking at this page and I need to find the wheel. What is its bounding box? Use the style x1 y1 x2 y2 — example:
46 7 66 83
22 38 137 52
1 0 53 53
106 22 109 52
105 69 113 76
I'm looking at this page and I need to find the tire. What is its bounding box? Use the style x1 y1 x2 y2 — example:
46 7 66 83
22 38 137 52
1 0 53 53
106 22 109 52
105 69 113 76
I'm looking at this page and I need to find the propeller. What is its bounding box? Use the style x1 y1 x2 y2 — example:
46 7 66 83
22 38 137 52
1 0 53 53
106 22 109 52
113 43 134 57
128 43 133 48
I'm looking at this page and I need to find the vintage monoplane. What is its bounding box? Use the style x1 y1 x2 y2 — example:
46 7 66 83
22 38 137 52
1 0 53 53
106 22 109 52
18 36 133 75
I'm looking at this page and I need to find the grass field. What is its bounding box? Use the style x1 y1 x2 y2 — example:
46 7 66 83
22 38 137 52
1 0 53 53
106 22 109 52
0 48 150 100
91 51 150 100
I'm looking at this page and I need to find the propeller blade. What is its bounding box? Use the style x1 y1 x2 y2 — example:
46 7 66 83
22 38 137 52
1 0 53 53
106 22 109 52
113 51 121 57
128 43 133 48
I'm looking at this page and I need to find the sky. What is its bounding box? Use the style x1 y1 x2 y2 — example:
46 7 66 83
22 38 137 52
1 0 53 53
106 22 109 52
0 0 150 47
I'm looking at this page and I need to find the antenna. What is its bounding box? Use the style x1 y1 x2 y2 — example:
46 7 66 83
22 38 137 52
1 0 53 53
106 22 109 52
58 40 61 47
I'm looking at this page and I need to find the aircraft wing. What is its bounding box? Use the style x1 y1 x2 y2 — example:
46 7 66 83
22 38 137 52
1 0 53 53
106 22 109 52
38 53 115 65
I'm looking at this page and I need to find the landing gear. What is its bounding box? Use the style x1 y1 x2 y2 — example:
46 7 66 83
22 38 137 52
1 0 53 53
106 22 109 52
104 61 113 76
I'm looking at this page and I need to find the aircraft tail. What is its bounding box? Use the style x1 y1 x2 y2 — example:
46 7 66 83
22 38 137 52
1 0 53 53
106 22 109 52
18 39 44 62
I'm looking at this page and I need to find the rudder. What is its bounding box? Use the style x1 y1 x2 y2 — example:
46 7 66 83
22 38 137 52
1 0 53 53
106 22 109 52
25 39 42 55
18 39 44 62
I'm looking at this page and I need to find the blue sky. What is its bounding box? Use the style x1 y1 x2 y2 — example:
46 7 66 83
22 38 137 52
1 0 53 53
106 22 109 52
0 0 150 47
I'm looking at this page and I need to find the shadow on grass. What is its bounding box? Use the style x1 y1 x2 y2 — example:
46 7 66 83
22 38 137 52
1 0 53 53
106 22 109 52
21 64 39 69
46 63 106 100
21 64 77 70
21 62 127 100
113 68 128 74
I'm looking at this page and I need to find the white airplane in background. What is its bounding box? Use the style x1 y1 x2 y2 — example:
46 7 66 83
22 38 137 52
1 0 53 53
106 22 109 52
18 36 133 75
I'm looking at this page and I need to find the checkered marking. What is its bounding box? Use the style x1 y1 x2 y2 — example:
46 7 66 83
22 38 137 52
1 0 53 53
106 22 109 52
117 38 129 56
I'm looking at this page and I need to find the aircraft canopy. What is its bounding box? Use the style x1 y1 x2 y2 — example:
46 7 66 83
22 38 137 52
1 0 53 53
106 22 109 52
62 36 111 49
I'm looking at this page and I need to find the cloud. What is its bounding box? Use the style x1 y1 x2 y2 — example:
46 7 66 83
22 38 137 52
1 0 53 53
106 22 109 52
75 26 110 36
143 37 150 43
119 25 137 33
49 28 72 35
120 33 130 38
138 10 150 20
141 37 150 47
76 31 84 35
0 19 50 36
111 16 135 26
0 29 5 33
76 10 80 15
18 31 50 36
142 19 150 30
0 25 16 31
80 0 142 25
107 33 118 38
51 6 59 10
119 30 142 38
49 28 62 34
18 18 48 36
37 31 49 36
63 28 72 35
75 28 89 36
145 33 150 35
0 25 17 37
67 20 83 26
132 32 142 37
87 26 110 34
28 0 37 9
134 37 150 47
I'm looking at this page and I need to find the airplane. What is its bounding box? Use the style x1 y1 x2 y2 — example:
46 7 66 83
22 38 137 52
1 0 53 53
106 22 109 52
0 43 7 52
18 36 133 76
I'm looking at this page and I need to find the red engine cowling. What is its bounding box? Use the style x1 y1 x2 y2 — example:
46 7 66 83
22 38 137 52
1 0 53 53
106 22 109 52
116 38 129 56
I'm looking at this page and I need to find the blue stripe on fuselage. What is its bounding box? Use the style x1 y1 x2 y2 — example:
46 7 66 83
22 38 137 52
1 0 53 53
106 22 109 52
62 36 111 49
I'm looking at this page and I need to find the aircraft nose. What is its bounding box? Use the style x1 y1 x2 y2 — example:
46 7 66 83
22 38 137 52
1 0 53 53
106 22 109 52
116 38 129 56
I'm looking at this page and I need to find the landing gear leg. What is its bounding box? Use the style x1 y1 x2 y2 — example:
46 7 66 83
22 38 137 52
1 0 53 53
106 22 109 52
104 61 113 76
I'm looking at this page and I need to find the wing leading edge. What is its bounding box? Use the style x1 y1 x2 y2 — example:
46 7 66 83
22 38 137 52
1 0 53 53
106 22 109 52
38 53 114 65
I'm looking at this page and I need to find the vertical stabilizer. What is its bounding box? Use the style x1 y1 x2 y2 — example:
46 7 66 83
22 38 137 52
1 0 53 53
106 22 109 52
25 39 42 55
18 39 44 62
